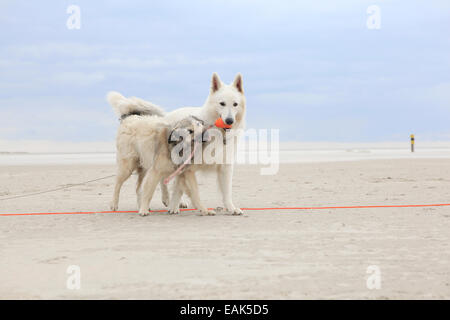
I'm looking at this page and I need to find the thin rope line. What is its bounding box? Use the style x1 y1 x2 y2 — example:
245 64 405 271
1 203 450 216
0 174 116 201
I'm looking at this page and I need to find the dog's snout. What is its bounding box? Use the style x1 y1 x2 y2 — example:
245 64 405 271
225 118 234 125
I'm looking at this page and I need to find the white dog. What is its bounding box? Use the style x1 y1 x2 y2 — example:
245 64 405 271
119 73 246 214
107 92 214 216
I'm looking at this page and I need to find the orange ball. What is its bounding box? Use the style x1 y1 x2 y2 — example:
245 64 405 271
215 117 232 129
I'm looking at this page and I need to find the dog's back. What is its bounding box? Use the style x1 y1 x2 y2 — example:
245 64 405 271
116 115 170 170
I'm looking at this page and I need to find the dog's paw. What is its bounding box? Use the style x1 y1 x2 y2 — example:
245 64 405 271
110 202 118 211
201 209 216 216
198 208 216 216
168 207 180 214
162 194 169 207
179 200 188 208
229 207 243 215
139 209 149 216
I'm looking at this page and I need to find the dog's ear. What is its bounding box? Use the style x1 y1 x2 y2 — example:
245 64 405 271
232 73 243 93
211 72 222 93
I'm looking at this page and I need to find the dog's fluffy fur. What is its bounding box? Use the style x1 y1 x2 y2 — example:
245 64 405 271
108 72 246 214
108 92 165 118
108 101 214 216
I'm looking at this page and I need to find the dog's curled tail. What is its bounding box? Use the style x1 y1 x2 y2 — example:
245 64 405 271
106 91 166 118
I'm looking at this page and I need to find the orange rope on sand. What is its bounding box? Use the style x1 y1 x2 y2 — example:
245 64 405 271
1 203 450 216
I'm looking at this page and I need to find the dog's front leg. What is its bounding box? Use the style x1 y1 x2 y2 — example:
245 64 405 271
139 169 161 216
218 164 242 215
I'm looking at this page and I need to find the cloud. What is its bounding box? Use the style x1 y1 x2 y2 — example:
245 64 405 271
51 71 105 86
426 82 450 107
254 92 341 107
395 82 450 110
1 43 104 59
0 139 114 153
0 96 116 141
0 0 449 143
0 71 105 91
96 55 245 69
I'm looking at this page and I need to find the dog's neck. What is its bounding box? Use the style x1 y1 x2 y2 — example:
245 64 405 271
198 105 216 125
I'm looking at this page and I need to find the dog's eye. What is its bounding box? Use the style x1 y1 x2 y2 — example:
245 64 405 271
233 102 238 107
188 129 194 134
220 102 226 106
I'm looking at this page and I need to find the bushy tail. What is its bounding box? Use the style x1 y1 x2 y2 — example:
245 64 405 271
106 91 166 118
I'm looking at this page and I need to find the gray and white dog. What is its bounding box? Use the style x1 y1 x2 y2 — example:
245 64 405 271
107 72 246 215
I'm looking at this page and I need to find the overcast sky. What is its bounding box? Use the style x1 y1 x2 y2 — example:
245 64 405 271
0 0 449 143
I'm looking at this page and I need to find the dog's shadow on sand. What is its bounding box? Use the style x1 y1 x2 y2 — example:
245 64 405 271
103 208 246 219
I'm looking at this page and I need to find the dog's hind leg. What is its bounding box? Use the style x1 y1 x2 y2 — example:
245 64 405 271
110 158 136 211
160 178 170 207
139 168 162 216
184 171 215 216
167 176 185 214
179 197 189 208
160 179 189 208
135 166 145 209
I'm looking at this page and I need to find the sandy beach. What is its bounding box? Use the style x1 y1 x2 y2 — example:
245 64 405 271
1 159 450 299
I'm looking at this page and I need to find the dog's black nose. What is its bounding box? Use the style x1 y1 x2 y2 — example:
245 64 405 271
225 118 234 125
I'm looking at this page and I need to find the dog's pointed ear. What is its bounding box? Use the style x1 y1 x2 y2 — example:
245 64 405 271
232 73 243 93
211 72 222 93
